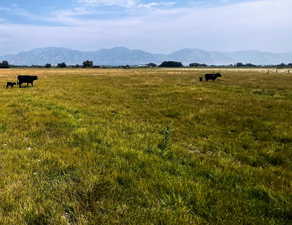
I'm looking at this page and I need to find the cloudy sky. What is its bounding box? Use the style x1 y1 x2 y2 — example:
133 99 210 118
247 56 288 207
0 0 291 54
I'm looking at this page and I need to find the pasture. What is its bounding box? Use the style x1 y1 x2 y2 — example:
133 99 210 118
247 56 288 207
0 68 291 225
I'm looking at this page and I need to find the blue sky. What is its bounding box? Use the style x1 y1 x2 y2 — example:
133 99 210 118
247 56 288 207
0 0 291 54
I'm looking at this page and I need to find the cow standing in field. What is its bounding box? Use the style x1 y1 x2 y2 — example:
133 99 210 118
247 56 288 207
204 73 222 81
6 82 17 88
17 75 38 88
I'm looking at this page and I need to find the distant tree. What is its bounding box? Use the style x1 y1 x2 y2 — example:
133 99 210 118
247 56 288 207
146 63 157 67
0 60 9 68
245 63 257 68
159 61 183 68
83 60 94 68
45 63 52 68
277 63 287 68
57 62 67 68
121 65 130 69
236 62 245 67
189 63 207 68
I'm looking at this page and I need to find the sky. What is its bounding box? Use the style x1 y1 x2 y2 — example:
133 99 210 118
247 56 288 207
0 0 291 54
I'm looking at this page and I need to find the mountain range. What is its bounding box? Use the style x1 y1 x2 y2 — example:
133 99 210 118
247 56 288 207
1 47 292 66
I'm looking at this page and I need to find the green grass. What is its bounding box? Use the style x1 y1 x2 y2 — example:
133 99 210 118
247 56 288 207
0 68 291 225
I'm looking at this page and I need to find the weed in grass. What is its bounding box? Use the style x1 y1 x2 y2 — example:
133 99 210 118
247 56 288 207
158 126 172 152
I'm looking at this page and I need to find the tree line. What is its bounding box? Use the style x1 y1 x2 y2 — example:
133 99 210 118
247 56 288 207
1 60 292 68
45 60 98 68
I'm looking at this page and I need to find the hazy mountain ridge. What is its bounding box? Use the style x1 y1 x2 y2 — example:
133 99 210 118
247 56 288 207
1 47 292 66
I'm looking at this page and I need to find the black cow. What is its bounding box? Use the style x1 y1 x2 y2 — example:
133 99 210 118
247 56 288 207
6 82 16 88
17 75 38 88
204 73 222 81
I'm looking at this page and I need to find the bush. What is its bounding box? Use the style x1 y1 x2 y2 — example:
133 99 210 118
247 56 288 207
83 60 94 68
57 62 67 68
0 60 9 68
146 63 157 67
159 61 183 68
189 63 207 68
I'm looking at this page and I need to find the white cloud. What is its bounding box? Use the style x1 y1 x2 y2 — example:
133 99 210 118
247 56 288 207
78 0 175 8
0 0 292 54
78 0 137 8
0 5 42 21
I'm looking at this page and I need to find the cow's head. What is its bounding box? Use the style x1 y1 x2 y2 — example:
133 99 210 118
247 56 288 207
216 73 222 77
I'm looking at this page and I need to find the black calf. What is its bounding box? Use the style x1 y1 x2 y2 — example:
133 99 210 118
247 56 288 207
6 82 16 88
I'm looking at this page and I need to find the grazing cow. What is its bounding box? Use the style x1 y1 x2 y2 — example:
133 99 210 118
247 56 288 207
6 82 16 88
199 77 203 82
204 73 222 81
17 75 38 88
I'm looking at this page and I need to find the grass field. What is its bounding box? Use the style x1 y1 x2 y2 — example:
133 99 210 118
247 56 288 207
0 68 291 225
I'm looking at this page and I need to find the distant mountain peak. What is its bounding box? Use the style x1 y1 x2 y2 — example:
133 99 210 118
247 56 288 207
0 47 291 66
111 46 130 50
